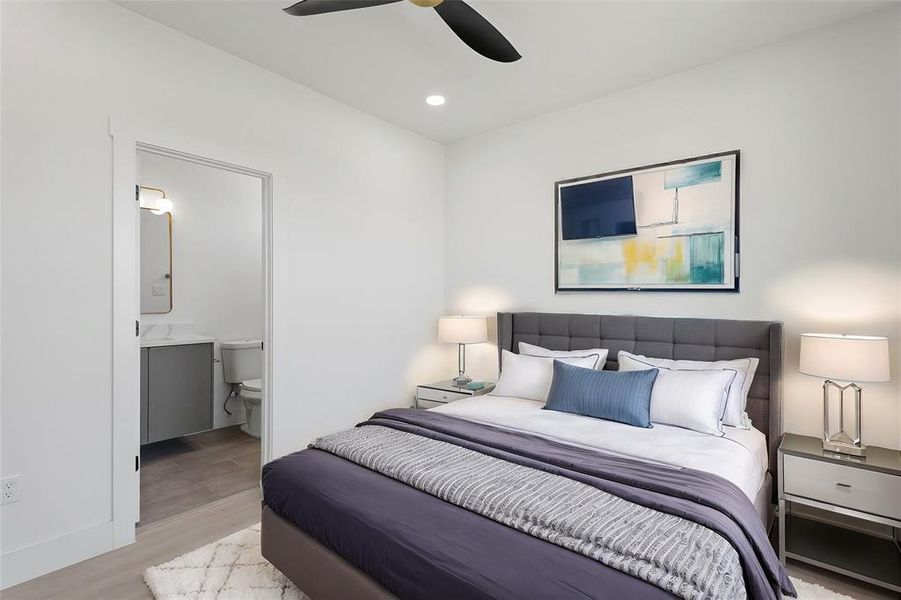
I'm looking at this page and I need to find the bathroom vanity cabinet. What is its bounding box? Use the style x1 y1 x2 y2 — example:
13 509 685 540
140 342 213 444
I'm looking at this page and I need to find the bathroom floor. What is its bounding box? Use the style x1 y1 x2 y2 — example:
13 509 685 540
139 426 261 528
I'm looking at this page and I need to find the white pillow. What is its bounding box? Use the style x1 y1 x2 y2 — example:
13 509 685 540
518 342 609 370
617 351 759 428
646 369 736 435
493 350 600 403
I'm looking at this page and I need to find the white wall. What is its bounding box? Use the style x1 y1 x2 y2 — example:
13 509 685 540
445 9 901 450
0 0 445 587
138 151 264 428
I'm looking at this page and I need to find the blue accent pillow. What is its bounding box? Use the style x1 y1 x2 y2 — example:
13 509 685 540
543 360 659 427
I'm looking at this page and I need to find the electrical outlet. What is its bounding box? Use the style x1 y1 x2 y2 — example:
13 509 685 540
1 475 21 505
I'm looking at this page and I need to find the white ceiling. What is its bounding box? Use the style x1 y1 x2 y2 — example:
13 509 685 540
118 0 890 142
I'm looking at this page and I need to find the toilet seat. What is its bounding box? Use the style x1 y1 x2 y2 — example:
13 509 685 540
241 378 263 393
240 378 263 400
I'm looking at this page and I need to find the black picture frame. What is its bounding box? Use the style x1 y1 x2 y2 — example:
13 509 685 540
554 150 740 293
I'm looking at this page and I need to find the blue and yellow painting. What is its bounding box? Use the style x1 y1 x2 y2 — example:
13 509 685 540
557 154 737 290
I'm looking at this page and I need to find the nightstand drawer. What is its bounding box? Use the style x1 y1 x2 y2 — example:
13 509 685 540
417 386 469 404
783 454 901 520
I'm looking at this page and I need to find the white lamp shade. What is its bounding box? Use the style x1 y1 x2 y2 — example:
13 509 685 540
438 316 488 345
799 333 890 383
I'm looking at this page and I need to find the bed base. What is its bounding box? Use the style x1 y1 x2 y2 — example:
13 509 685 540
262 480 775 600
261 503 395 600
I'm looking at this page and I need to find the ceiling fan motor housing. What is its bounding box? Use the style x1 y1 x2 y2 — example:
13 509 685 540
409 0 444 7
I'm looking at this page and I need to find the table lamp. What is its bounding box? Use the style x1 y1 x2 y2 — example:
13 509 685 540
799 333 890 457
439 316 488 387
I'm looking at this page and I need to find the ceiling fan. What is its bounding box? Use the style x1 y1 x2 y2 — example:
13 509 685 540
283 0 521 63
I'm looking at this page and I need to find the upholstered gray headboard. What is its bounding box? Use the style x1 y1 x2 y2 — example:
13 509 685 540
497 312 784 473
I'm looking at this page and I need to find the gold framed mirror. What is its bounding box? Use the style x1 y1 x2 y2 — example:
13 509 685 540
140 207 173 314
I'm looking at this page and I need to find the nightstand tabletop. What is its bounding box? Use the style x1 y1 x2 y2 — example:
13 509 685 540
780 433 901 477
418 380 495 395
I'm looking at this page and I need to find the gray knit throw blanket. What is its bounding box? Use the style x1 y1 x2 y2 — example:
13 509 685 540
313 425 745 600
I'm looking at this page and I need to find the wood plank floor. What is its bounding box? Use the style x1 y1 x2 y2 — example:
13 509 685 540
5 481 895 599
139 425 260 528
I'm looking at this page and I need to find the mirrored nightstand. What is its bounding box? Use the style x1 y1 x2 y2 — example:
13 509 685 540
414 380 495 409
778 433 901 593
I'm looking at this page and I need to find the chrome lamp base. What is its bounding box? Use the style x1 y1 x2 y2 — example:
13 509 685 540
452 343 472 388
822 437 867 457
822 380 866 457
453 374 473 387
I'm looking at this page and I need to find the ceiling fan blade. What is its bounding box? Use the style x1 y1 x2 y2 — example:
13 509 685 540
433 0 520 63
284 0 402 17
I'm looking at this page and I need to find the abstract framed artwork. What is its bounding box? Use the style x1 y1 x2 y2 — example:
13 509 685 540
555 150 740 292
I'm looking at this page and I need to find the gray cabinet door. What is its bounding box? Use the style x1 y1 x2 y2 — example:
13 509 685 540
140 348 149 445
147 343 213 443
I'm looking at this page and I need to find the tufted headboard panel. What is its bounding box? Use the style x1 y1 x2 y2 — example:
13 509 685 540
497 312 784 473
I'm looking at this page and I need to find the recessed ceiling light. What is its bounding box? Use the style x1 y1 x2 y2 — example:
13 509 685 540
425 94 446 107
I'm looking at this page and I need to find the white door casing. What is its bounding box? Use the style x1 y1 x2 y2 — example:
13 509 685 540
110 116 280 548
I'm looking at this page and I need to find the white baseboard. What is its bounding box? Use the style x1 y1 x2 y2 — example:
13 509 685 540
0 521 114 590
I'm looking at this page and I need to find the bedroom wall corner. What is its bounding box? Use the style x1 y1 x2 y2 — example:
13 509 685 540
895 6 901 453
443 7 901 450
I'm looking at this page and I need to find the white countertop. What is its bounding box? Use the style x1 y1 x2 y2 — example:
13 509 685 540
140 334 216 348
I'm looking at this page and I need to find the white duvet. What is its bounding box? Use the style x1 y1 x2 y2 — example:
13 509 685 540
432 394 768 502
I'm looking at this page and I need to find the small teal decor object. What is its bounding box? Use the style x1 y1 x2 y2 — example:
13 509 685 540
465 382 486 391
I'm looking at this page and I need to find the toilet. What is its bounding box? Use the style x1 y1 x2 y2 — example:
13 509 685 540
220 339 263 438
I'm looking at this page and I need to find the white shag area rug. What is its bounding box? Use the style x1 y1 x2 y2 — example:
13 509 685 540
144 524 307 600
144 524 857 600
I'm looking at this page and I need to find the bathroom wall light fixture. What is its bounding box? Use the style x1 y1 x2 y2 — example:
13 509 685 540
139 185 174 215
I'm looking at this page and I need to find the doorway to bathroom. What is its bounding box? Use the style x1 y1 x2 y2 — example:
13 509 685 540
135 150 265 527
110 121 278 549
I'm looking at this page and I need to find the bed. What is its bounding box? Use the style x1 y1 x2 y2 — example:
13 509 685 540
262 312 791 599
432 394 773 523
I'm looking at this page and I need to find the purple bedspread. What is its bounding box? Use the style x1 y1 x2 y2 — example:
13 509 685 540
263 409 795 600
